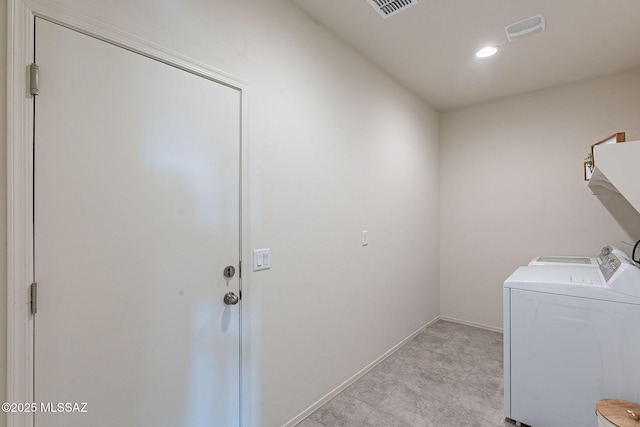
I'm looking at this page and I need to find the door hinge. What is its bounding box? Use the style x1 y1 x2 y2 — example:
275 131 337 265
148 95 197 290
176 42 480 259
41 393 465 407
30 282 38 315
30 63 39 96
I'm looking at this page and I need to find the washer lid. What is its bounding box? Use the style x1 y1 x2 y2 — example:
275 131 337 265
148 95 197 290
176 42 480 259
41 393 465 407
529 255 597 266
506 265 602 284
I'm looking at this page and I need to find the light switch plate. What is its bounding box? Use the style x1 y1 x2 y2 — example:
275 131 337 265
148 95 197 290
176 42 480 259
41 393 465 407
362 230 368 246
253 248 271 271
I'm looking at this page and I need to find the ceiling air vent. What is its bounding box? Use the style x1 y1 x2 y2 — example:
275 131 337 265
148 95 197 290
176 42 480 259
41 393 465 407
366 0 418 19
505 14 546 42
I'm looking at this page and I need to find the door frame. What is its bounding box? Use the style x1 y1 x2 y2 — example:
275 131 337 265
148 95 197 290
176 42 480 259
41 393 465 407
6 2 248 426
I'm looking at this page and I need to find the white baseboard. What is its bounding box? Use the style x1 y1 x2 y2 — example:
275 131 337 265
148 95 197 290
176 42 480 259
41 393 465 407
438 315 504 334
283 316 440 427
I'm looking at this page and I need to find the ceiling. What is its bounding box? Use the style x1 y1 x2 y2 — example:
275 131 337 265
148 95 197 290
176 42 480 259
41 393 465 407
290 0 640 111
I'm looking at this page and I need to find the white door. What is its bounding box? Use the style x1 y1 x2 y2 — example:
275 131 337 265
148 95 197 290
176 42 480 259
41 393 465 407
33 17 241 427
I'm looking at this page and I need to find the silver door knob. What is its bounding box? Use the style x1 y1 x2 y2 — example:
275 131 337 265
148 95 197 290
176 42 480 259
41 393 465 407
223 292 239 305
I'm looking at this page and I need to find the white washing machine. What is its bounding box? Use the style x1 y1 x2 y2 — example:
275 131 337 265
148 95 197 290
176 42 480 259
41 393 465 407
504 248 640 427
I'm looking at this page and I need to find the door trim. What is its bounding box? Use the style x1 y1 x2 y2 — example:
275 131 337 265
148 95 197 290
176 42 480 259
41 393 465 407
6 2 248 426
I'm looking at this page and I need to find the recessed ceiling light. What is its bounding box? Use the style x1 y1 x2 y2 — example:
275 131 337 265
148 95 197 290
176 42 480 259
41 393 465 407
476 46 498 58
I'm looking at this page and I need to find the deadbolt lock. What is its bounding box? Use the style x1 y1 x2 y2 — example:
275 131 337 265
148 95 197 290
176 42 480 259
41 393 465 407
223 265 236 279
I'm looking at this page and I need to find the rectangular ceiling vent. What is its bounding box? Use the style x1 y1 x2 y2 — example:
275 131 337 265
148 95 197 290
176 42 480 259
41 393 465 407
366 0 418 19
505 14 546 42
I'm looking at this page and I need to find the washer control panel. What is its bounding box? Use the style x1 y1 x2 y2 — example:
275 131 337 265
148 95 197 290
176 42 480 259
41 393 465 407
599 253 622 282
599 245 612 259
598 247 640 298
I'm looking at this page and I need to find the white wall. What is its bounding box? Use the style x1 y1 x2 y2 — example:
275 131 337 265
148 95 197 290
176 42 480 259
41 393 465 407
2 1 440 426
440 69 640 329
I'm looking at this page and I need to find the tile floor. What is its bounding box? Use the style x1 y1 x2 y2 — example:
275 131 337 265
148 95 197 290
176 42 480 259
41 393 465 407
296 320 511 427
